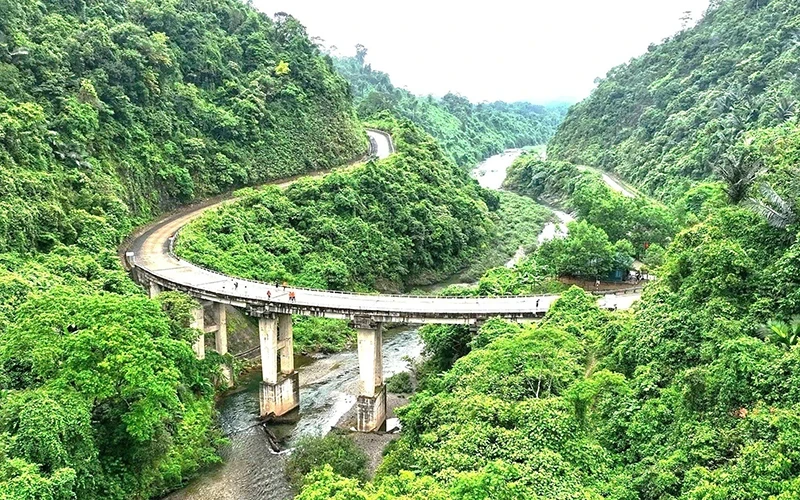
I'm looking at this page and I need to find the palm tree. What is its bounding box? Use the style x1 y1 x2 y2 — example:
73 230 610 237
762 317 800 349
746 183 797 229
714 148 763 204
773 96 797 123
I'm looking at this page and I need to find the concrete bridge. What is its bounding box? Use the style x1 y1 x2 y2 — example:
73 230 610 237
122 129 628 432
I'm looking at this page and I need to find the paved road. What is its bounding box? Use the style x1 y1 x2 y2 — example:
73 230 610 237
577 165 638 198
125 130 638 324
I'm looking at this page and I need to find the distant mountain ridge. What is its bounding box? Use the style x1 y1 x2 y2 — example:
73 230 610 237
334 49 568 167
548 0 800 200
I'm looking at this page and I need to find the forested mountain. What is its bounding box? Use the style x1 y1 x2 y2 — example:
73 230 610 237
335 50 568 167
175 118 556 353
0 0 365 254
0 0 365 498
549 0 800 200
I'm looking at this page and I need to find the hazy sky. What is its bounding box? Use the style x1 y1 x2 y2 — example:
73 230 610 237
253 0 710 104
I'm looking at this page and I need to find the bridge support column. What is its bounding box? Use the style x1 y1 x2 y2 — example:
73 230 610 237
354 317 385 432
148 281 161 299
259 314 299 419
204 303 232 386
190 306 205 360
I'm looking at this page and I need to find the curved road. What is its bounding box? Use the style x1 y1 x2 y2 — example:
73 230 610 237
125 130 637 325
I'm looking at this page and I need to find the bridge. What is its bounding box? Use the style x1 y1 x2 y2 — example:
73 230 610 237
122 129 632 432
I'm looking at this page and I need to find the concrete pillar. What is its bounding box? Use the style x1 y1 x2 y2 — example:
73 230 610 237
214 304 232 387
215 303 228 354
354 317 385 432
259 316 278 384
191 306 205 360
148 281 161 299
278 313 294 374
259 314 299 418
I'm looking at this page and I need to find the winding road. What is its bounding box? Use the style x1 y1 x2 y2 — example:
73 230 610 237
124 130 640 325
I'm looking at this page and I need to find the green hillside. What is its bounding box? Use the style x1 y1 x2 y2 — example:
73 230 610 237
549 0 800 200
176 118 495 293
0 0 365 255
335 50 567 167
0 0 365 498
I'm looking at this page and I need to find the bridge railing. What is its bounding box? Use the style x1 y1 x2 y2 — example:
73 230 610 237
590 285 648 295
136 266 553 319
162 234 571 300
159 232 650 301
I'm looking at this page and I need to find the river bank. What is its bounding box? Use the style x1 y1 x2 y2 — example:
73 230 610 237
165 147 548 499
166 326 423 500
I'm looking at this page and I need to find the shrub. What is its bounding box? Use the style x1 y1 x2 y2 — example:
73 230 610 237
386 372 414 394
285 434 368 488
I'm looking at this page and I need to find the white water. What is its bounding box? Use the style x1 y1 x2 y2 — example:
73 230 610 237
472 147 573 257
537 209 574 244
471 149 523 190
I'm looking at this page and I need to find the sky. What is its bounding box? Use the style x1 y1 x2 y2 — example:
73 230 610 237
253 0 710 104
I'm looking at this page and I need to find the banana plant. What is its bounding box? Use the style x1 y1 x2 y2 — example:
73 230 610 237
763 317 800 349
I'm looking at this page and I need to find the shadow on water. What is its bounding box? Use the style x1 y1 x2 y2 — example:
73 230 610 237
165 326 423 500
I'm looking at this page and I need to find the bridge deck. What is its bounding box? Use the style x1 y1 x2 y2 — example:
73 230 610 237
125 130 566 324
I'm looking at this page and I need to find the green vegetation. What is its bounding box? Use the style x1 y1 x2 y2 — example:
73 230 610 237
302 217 800 497
0 1 364 255
9 0 800 498
286 434 368 488
548 0 800 201
537 220 635 279
0 267 227 499
505 156 677 254
385 372 414 394
293 316 357 354
299 289 630 498
472 257 568 297
176 119 557 352
456 190 555 282
335 49 568 168
0 0 368 497
299 1 800 498
176 119 493 292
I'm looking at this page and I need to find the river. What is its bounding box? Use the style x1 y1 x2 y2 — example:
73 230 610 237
167 327 423 500
471 148 574 249
166 147 554 499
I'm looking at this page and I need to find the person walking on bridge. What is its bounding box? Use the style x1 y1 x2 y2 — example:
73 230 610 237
267 290 271 301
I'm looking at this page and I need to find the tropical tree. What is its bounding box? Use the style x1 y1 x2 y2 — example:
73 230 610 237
537 221 616 279
761 317 800 349
773 96 797 123
746 183 796 229
714 148 763 204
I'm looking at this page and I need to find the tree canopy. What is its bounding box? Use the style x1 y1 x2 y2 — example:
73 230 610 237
548 0 800 202
0 0 369 497
297 2 800 498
